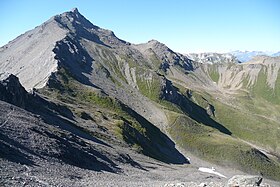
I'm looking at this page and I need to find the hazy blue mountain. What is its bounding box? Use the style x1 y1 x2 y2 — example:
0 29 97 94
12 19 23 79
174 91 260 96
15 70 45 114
230 50 280 62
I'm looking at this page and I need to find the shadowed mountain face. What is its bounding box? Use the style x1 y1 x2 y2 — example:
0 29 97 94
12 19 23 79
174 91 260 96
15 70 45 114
0 74 29 108
1 8 280 185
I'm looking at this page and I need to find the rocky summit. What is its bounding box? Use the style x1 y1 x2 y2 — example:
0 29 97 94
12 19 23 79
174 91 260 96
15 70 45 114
0 8 280 186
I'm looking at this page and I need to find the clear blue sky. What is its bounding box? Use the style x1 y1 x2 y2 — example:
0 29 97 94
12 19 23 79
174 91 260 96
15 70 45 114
1 0 279 53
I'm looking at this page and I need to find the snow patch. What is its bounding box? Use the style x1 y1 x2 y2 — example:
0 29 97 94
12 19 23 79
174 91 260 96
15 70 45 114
198 167 227 178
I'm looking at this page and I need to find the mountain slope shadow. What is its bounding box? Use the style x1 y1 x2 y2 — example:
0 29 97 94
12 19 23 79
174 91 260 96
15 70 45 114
0 99 120 173
53 35 99 88
35 128 119 172
120 103 189 164
26 92 112 148
162 79 232 135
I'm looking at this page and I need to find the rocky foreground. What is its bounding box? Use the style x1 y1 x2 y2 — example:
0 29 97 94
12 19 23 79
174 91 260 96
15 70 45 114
164 175 269 187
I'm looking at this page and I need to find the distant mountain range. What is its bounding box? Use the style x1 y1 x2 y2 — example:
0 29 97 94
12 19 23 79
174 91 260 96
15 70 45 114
229 50 280 62
185 52 239 64
185 50 280 64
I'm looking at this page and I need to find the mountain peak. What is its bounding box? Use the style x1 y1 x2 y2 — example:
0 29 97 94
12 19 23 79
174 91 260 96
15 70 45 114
68 7 83 18
136 39 171 52
71 7 79 14
148 39 161 44
53 8 121 42
55 7 87 25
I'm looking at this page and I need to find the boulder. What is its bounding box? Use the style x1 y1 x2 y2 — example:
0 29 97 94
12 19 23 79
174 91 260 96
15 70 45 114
227 175 263 187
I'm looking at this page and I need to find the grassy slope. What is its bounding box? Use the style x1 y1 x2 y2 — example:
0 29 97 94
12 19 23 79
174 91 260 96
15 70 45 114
111 55 280 180
251 67 280 104
134 65 280 180
176 63 280 180
207 64 220 83
168 113 280 179
166 96 280 180
129 56 280 179
201 64 280 153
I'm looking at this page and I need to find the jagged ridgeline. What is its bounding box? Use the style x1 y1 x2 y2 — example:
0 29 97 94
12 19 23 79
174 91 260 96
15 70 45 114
1 7 280 184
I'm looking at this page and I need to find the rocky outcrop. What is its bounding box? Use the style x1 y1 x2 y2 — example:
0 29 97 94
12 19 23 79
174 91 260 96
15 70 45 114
0 73 29 108
206 103 215 117
163 175 269 187
227 175 263 187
